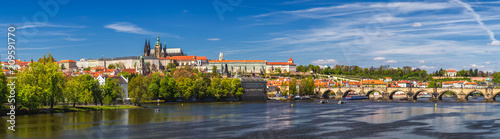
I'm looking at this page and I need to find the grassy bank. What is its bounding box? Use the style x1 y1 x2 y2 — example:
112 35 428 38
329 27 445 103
1 105 143 116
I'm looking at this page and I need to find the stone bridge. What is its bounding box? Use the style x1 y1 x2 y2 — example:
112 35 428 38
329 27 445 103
315 87 500 101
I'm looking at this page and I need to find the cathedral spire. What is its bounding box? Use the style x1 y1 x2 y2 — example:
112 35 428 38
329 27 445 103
155 33 161 46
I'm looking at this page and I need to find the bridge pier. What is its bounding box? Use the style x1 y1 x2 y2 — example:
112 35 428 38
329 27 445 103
335 91 344 100
381 92 391 100
483 98 495 102
456 93 467 102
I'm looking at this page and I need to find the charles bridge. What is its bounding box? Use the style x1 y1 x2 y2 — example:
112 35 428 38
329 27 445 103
315 87 500 101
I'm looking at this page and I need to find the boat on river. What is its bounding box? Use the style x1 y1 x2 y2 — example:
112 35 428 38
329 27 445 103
343 95 368 100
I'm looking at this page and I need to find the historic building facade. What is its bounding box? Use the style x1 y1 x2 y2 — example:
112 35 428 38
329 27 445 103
144 34 184 58
208 60 267 74
59 60 78 71
265 57 296 73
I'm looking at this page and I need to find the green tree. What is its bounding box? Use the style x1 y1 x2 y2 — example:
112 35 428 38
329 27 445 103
18 61 65 110
159 75 177 100
148 73 161 98
0 66 7 106
221 78 232 98
289 78 298 95
64 76 84 107
427 81 438 88
208 77 222 100
193 78 208 99
177 78 194 99
299 76 315 96
128 75 151 106
231 78 244 99
103 78 123 105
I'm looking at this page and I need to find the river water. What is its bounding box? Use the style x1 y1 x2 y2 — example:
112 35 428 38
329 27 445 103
2 97 500 139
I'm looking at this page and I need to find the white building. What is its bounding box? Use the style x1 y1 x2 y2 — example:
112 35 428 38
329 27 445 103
446 69 457 77
266 58 297 74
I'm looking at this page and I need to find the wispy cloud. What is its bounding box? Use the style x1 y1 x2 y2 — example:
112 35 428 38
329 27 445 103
104 22 150 34
16 44 85 50
17 22 84 29
233 1 500 70
63 36 86 41
463 64 485 68
420 65 436 69
386 60 397 63
373 57 386 60
207 38 221 41
451 0 499 45
104 22 180 38
411 22 422 27
311 59 337 65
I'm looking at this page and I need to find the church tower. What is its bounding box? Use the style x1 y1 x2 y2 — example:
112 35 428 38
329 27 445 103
219 52 224 60
154 34 162 58
163 41 167 57
144 39 149 56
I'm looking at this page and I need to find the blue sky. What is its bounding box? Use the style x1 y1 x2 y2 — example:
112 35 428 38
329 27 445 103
1 0 500 72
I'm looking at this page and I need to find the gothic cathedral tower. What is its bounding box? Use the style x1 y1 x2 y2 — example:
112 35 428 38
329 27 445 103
154 34 162 58
144 39 149 56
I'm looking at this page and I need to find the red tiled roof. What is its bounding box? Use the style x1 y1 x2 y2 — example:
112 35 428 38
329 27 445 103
209 60 266 63
59 60 76 63
288 57 293 61
122 69 136 74
266 62 296 66
169 56 196 61
443 81 454 84
446 69 456 72
195 56 207 60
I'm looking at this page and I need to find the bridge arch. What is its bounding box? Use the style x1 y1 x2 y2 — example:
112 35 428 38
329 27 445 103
438 90 458 100
464 90 485 101
342 90 359 98
493 91 500 101
412 89 431 100
388 90 407 99
322 90 335 98
365 89 383 99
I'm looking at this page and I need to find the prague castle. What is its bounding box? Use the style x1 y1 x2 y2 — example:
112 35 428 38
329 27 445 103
67 34 296 76
144 34 184 57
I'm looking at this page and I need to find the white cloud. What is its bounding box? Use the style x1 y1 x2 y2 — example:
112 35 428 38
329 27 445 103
373 57 386 60
238 1 500 72
104 22 180 38
373 14 405 23
104 22 150 35
488 40 500 45
385 60 397 63
463 64 485 68
17 22 84 29
452 0 499 45
311 59 338 65
411 22 422 27
419 65 436 69
485 62 491 64
207 38 221 41
63 36 86 41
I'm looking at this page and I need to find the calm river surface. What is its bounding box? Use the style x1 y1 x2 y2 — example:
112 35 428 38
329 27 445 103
2 97 500 139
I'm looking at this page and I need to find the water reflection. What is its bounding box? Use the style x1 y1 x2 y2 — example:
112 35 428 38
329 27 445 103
1 101 500 138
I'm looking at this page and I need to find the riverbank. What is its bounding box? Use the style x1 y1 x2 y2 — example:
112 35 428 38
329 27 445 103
1 105 143 116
